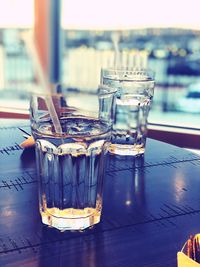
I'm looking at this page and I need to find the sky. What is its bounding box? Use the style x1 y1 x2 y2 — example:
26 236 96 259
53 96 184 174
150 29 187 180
0 0 199 30
61 0 200 30
0 0 34 28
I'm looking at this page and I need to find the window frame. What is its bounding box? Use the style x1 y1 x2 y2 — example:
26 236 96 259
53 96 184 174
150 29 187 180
1 109 199 149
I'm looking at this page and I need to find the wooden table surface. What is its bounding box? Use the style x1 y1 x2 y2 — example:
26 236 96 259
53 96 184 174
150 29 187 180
0 119 200 267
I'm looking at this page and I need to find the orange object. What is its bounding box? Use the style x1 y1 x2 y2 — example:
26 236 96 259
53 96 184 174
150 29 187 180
20 136 35 148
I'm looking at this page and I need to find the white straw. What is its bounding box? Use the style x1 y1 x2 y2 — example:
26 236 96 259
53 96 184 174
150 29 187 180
21 31 63 134
111 32 121 68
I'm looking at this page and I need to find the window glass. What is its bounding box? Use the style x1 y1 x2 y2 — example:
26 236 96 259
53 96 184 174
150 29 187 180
0 0 199 131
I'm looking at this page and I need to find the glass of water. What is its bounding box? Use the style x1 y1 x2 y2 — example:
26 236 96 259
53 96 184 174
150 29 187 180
101 68 155 156
30 85 116 231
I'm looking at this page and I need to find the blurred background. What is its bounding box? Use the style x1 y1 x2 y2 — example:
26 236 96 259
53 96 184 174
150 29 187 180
0 0 200 130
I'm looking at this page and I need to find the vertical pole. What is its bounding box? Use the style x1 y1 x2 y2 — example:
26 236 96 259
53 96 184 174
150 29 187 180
34 0 49 79
34 0 62 87
49 0 62 84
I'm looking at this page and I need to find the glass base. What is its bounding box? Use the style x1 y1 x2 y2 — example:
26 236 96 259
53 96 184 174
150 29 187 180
108 144 145 156
41 207 101 231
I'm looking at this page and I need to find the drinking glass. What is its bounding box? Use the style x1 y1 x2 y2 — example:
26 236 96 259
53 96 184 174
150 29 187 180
101 68 155 156
30 85 116 231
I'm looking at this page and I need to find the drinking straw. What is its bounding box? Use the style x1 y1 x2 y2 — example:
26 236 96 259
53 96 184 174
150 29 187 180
21 31 63 134
111 32 121 68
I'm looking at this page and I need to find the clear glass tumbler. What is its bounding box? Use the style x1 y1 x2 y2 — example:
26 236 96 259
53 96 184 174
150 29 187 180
101 68 155 156
30 85 116 231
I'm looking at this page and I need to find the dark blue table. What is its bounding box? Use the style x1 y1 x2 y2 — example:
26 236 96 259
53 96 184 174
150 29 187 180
0 120 200 267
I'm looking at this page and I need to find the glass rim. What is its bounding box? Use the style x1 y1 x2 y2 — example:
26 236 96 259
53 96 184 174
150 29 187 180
98 84 117 95
30 86 117 98
101 67 155 80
